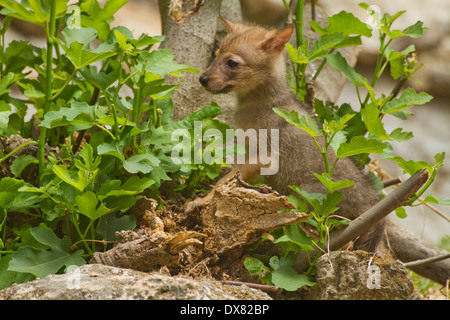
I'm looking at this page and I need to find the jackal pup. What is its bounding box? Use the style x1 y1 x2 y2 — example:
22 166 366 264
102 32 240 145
194 17 385 252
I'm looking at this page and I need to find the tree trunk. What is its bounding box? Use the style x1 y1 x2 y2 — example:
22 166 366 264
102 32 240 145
158 0 239 123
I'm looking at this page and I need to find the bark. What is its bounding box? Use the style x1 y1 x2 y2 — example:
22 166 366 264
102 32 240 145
158 0 239 123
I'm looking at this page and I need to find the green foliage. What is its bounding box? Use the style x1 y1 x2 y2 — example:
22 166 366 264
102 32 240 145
0 0 229 289
245 1 449 291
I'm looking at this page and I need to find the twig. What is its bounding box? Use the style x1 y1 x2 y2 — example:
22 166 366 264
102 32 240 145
211 280 281 293
65 208 72 242
311 0 315 22
383 176 402 188
72 87 99 154
294 169 430 273
419 197 450 223
403 252 450 268
390 76 407 99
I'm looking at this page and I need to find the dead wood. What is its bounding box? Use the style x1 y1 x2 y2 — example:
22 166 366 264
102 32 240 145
90 171 307 275
201 171 308 257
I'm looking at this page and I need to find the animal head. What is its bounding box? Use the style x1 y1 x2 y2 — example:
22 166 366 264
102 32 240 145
199 17 294 94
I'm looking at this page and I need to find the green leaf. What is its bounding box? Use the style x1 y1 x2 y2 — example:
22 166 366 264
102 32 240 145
313 173 355 192
142 49 198 78
0 72 15 97
244 257 269 274
60 41 117 69
361 103 390 140
381 21 425 39
123 153 161 174
0 110 9 130
317 192 342 217
308 33 344 61
114 29 134 52
402 21 425 38
311 10 372 37
290 185 325 210
97 141 124 161
79 0 127 41
96 213 137 241
433 152 445 170
0 0 66 26
324 113 355 134
0 40 42 74
171 103 223 130
395 207 407 219
129 34 165 49
75 143 101 173
271 266 315 291
389 128 413 142
52 165 89 192
421 194 450 206
0 254 35 290
10 154 38 177
386 156 431 175
273 108 323 137
62 26 97 48
337 136 387 158
382 88 433 114
7 226 85 278
79 67 120 91
326 52 367 87
100 176 155 198
76 191 113 220
40 102 95 129
274 224 315 252
286 42 308 64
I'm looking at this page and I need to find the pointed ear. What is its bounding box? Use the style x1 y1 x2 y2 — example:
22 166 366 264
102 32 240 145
260 24 294 52
219 15 238 33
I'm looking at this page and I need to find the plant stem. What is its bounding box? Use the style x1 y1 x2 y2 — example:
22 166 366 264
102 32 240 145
38 0 57 183
362 35 391 106
312 48 336 81
407 168 436 206
0 141 38 164
295 0 304 47
51 68 78 100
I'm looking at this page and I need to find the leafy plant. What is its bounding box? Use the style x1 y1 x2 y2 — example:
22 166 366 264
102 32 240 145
245 1 449 291
0 0 229 289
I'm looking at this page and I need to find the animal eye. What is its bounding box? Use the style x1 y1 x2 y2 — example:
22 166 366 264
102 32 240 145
226 59 238 69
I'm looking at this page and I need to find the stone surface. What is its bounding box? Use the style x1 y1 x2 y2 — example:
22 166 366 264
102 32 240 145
0 264 272 300
310 251 420 300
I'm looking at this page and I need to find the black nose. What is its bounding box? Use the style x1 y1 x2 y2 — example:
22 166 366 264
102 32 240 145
199 75 209 86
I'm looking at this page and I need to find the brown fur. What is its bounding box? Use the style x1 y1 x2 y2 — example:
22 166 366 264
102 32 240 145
194 18 385 252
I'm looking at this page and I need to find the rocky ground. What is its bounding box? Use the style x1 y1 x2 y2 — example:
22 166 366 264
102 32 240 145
1 0 448 300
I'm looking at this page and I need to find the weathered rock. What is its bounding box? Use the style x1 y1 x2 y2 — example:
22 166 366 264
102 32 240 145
0 264 272 300
309 250 420 300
